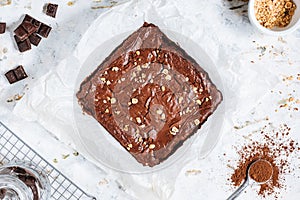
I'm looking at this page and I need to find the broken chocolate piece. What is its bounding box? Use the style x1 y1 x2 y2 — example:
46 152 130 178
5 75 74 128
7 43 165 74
5 70 18 84
0 22 6 34
14 14 52 52
17 38 31 52
22 21 38 35
31 19 41 30
14 26 28 41
5 65 28 84
23 14 33 23
14 35 21 43
37 23 51 38
29 33 42 46
45 3 58 18
14 65 28 80
23 15 41 29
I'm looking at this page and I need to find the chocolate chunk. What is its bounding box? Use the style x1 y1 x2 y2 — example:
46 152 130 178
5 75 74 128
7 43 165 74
23 14 33 23
31 19 41 30
14 26 28 41
0 22 6 34
37 23 51 38
45 3 58 18
14 15 51 51
29 33 42 46
5 70 18 84
23 15 41 30
22 21 38 35
14 65 28 80
5 66 28 84
14 35 22 43
5 65 28 84
17 38 31 52
10 166 27 174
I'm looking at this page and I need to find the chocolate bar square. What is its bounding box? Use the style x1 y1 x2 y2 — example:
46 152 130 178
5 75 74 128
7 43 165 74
76 23 222 167
22 21 38 35
5 70 18 84
23 14 33 23
5 65 28 84
14 65 28 80
29 33 42 46
14 35 21 43
0 22 6 34
17 38 31 52
37 23 51 38
45 3 58 18
31 19 41 30
14 26 28 41
23 15 41 30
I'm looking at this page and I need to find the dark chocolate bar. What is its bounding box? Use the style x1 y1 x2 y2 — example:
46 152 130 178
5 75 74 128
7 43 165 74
5 65 28 84
76 23 222 167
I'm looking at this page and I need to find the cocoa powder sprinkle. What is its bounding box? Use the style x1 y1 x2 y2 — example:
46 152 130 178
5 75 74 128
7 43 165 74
229 124 299 198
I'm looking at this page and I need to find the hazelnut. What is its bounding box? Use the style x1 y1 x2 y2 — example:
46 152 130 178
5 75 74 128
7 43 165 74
112 67 119 71
131 98 139 104
194 119 200 126
136 117 142 124
110 97 116 104
165 74 172 80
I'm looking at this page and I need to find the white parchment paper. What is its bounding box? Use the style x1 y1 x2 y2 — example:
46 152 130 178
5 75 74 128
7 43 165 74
12 0 283 199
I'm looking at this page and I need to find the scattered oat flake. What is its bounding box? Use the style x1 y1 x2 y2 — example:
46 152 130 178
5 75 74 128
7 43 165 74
185 169 201 176
62 154 70 159
67 1 75 6
99 178 109 185
0 0 11 7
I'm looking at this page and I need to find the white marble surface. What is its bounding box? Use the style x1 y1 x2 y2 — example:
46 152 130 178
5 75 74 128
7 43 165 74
0 0 300 199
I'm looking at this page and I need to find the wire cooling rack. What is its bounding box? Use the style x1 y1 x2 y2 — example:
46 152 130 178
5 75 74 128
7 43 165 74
0 122 97 200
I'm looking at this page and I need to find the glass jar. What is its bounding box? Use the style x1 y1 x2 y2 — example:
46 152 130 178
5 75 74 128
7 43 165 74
0 160 51 200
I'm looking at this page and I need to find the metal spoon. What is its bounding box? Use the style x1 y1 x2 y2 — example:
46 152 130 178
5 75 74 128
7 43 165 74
227 159 273 200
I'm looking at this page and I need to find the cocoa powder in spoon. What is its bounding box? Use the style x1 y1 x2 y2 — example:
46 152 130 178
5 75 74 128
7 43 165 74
249 160 273 183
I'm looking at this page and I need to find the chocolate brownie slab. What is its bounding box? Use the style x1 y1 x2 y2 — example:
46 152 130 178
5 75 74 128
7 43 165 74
77 23 222 167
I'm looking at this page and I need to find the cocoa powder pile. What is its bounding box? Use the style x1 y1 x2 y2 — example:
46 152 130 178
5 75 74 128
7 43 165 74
229 124 299 198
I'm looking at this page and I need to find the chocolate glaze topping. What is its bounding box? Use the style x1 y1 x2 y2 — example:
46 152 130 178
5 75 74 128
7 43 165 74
77 23 222 167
